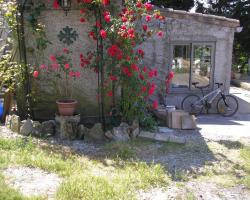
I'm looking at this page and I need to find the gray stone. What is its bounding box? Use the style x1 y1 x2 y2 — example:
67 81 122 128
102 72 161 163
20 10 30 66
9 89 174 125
32 121 42 137
10 115 21 133
158 127 174 133
112 126 130 141
130 120 140 138
78 124 89 139
120 122 129 128
55 115 80 140
139 131 156 140
41 120 56 136
168 135 186 144
104 130 113 140
155 133 169 142
131 128 140 138
20 119 33 136
86 123 104 140
5 115 11 129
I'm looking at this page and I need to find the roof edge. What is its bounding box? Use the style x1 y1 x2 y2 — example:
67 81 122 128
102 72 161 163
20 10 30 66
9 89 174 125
159 8 240 28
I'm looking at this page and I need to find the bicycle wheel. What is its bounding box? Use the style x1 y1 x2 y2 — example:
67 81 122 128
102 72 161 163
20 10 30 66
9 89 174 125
181 95 203 115
217 95 239 117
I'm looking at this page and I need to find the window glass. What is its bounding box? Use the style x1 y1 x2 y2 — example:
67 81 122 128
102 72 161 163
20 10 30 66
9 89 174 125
172 45 191 89
192 45 212 88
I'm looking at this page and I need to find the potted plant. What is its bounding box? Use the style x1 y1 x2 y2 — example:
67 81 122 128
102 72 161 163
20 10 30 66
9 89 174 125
33 48 81 116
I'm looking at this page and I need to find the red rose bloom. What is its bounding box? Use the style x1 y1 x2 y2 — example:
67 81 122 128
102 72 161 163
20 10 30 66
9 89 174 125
137 49 144 57
100 29 107 39
152 100 158 109
142 24 148 32
110 75 118 81
80 18 86 23
157 31 164 37
146 15 151 22
64 63 70 69
131 64 139 72
107 91 113 97
148 83 156 96
102 0 109 6
104 15 111 23
33 70 39 78
139 73 144 80
144 3 153 11
53 0 59 9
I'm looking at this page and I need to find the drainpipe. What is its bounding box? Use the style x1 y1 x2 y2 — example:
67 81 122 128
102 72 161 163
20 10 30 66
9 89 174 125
16 0 33 119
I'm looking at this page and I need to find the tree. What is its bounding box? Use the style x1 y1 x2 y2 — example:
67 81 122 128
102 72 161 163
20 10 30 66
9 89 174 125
196 0 250 72
151 0 194 11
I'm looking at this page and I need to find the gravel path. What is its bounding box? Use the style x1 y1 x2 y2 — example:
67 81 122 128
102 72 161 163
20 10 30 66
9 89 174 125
3 167 62 199
138 181 250 200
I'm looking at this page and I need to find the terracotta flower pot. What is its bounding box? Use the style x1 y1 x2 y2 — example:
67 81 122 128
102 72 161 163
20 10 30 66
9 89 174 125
56 99 78 116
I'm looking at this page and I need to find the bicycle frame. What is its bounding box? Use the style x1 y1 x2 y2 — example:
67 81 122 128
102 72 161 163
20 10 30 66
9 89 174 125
194 88 222 106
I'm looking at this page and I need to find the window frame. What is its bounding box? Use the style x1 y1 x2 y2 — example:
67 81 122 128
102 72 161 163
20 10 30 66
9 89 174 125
169 41 216 94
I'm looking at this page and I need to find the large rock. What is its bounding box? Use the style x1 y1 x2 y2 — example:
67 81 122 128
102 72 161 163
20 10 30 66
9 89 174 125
41 120 56 136
86 123 104 140
112 126 130 141
78 124 89 139
10 115 20 133
105 122 131 142
55 115 80 140
32 121 42 137
5 115 11 129
130 120 140 138
20 118 33 136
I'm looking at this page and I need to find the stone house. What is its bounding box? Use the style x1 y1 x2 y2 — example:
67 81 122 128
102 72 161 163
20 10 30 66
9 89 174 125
21 1 240 120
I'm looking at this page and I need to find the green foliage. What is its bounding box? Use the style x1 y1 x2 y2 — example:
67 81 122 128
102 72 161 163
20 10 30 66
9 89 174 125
151 0 195 11
0 53 25 92
26 2 51 50
0 0 27 93
197 0 250 72
140 114 157 131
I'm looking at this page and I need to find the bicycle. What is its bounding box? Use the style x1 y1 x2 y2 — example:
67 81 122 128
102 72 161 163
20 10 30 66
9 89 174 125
181 82 239 117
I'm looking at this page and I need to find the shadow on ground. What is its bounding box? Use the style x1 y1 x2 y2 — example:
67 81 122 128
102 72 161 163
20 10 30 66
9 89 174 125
37 127 218 181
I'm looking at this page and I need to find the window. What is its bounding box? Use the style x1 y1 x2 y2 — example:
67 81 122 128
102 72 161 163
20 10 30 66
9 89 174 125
172 45 191 89
171 43 214 90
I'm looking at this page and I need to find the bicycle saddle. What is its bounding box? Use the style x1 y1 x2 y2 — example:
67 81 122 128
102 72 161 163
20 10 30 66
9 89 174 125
192 82 199 86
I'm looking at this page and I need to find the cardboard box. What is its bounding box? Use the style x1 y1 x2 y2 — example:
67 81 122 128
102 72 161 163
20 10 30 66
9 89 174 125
181 115 197 130
171 110 189 129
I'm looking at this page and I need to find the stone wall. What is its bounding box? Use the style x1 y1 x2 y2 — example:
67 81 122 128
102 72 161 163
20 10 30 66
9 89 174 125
25 1 100 120
23 2 239 119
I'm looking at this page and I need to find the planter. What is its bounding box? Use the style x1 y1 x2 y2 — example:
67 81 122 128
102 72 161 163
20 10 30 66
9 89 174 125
56 99 78 116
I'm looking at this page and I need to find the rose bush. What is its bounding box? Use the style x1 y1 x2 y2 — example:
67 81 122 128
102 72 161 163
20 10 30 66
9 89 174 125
49 0 166 127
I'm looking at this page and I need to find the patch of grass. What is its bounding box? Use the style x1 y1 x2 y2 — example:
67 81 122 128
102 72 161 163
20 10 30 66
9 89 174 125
105 142 136 159
157 142 184 153
185 192 196 200
240 146 250 188
0 136 170 200
206 175 239 188
218 140 244 149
